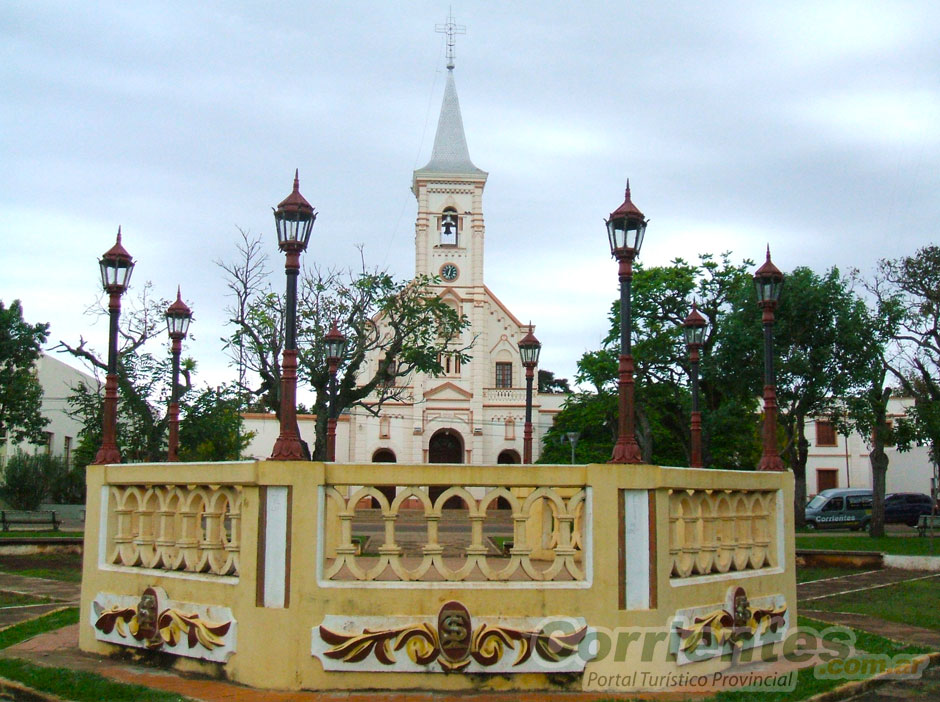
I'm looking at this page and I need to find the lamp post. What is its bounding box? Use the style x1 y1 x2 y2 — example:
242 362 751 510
518 328 541 464
92 228 135 465
754 246 785 471
682 302 707 468
324 320 346 462
565 432 580 464
165 288 192 462
270 170 317 461
606 181 648 464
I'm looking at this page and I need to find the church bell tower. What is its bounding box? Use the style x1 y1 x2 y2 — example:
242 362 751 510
412 16 487 291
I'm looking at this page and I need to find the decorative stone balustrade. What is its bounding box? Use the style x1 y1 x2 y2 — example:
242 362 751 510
667 488 775 579
481 387 526 402
322 485 586 582
107 484 242 577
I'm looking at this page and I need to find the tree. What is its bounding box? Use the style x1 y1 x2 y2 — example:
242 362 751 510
220 231 471 460
838 268 910 537
57 283 189 463
882 246 940 470
714 266 872 524
0 300 50 444
538 369 571 394
540 253 760 468
178 384 254 461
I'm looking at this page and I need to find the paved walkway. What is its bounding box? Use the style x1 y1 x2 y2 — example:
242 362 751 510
0 572 80 630
0 568 937 701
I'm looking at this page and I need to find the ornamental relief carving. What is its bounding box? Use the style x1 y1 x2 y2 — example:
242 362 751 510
671 586 788 665
91 587 236 663
312 601 589 673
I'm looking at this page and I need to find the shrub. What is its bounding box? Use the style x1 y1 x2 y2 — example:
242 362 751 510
1 452 50 510
0 452 83 509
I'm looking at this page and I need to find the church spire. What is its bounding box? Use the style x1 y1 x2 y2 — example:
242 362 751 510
415 13 485 178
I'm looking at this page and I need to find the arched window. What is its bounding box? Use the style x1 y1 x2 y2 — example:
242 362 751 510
497 449 520 464
440 207 458 246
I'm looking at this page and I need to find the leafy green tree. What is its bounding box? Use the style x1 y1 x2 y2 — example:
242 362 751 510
714 266 872 524
839 269 909 537
538 369 570 394
178 385 254 461
540 253 759 468
0 300 50 444
0 451 51 509
220 232 470 460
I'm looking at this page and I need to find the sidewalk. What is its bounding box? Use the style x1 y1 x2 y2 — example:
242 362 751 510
0 569 936 701
0 572 79 630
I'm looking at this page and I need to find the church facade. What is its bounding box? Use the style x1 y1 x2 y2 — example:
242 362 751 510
244 60 565 464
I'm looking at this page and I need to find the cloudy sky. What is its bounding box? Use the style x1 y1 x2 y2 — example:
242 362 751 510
2 1 939 394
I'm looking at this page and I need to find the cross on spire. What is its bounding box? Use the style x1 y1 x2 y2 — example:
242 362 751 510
435 8 466 71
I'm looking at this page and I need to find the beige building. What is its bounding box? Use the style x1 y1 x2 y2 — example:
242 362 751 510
0 352 98 468
244 61 565 463
805 397 936 496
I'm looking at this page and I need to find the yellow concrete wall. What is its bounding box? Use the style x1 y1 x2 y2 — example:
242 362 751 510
79 460 796 692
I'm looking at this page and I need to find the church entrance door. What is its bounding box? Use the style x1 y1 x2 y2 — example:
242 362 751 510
428 429 463 508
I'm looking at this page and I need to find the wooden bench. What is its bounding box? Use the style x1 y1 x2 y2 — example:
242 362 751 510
0 510 61 532
916 514 940 537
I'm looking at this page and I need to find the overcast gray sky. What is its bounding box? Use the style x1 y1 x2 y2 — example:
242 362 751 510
2 1 938 394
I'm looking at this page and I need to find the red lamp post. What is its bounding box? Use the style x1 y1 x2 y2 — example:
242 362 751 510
754 246 785 471
165 288 192 462
324 320 346 462
606 181 648 464
92 228 135 465
682 302 707 468
518 328 541 464
270 170 317 461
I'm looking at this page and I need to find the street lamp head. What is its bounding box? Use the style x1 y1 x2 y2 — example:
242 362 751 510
99 227 135 294
165 287 193 340
274 169 317 252
324 319 346 362
754 245 784 306
518 327 541 367
682 301 707 349
606 180 648 259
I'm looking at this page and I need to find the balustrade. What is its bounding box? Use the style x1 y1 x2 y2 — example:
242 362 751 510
322 485 586 582
108 484 242 577
667 488 774 578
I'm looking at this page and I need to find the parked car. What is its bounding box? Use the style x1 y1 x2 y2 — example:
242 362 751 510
804 488 872 530
878 492 935 527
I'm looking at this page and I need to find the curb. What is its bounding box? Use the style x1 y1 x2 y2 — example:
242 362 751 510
804 650 940 702
0 674 70 702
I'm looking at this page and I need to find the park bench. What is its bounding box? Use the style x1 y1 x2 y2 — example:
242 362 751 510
916 514 940 537
0 509 61 532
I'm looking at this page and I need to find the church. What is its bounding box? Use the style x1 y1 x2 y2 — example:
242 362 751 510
244 48 565 465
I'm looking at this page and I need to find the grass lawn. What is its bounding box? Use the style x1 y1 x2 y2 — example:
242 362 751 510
806 576 940 631
0 553 83 583
0 530 82 539
796 566 864 583
796 534 940 556
702 614 932 702
0 608 192 701
0 591 51 607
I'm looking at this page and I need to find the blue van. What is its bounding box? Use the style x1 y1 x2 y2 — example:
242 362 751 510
804 488 872 530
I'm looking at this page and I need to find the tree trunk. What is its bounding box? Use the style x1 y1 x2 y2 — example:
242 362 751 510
793 416 809 528
869 444 888 538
